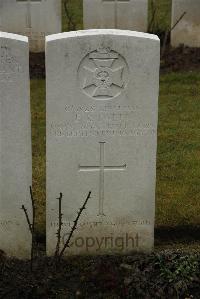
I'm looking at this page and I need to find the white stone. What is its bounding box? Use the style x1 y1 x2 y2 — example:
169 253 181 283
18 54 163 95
171 0 200 47
0 32 32 258
83 0 148 32
0 0 61 52
46 29 160 256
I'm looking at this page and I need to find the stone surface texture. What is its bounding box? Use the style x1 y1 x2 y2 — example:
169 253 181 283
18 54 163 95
46 29 160 256
171 0 200 47
83 0 148 32
0 0 61 52
0 32 32 258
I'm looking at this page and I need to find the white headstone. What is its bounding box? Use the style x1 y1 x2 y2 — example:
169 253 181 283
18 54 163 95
0 32 32 258
171 0 200 47
83 0 148 32
0 0 61 52
46 29 160 256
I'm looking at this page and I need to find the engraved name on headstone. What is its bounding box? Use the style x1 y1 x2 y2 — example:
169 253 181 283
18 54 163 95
46 29 160 255
0 32 32 258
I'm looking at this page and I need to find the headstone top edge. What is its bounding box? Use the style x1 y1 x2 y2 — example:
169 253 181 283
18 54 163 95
46 29 160 43
0 31 28 43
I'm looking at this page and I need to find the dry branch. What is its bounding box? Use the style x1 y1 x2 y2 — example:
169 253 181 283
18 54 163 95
59 191 92 259
21 186 36 271
161 11 186 58
30 186 36 271
21 205 32 234
54 193 63 258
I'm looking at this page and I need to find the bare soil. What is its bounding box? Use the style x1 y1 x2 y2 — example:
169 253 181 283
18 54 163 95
30 53 45 79
24 45 200 299
161 46 200 73
0 251 199 299
30 46 200 79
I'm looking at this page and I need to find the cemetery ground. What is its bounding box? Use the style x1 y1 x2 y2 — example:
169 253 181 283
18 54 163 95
31 0 200 237
16 56 199 299
30 71 200 240
1 60 199 298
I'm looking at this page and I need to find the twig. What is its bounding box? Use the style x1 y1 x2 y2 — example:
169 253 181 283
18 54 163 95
54 193 63 258
30 186 35 234
59 191 92 259
171 11 187 32
161 11 186 58
21 205 32 234
30 186 36 271
21 186 36 271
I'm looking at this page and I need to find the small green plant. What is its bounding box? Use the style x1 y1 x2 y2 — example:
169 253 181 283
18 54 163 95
155 253 199 296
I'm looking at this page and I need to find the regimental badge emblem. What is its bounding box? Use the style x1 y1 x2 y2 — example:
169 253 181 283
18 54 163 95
78 47 129 100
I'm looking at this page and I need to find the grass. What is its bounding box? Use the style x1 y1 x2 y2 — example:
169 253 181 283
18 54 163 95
31 72 200 233
157 72 200 227
62 0 83 32
31 80 46 234
148 0 172 33
31 0 200 234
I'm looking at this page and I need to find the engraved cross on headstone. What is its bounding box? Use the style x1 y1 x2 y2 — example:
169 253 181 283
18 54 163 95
102 0 130 28
17 0 41 29
79 142 126 216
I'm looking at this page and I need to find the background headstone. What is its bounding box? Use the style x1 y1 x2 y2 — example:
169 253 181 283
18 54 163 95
0 0 61 52
0 32 32 258
171 0 200 47
46 29 160 256
83 0 148 32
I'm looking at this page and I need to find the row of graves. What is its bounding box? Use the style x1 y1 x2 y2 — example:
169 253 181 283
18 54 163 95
0 0 200 52
0 29 159 258
0 1 199 260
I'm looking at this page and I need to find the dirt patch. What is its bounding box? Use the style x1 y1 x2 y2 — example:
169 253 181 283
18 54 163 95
0 251 199 299
30 47 200 79
155 226 200 246
30 53 45 79
161 46 200 73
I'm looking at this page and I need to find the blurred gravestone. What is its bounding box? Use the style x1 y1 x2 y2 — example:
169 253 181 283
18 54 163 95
46 29 160 256
0 32 32 258
171 0 200 47
0 0 61 52
83 0 148 32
